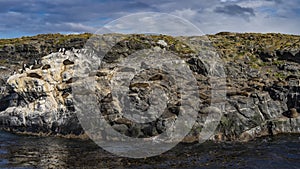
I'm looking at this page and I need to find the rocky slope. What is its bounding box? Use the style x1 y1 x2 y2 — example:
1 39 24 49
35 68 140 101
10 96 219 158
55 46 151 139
0 33 299 142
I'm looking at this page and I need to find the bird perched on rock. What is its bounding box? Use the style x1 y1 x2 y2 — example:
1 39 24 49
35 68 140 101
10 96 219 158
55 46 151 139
18 68 23 73
23 64 30 71
289 108 299 118
283 108 299 118
62 48 66 55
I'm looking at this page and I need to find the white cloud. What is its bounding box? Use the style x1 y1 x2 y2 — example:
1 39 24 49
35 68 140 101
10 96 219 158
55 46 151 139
64 23 97 32
104 12 204 36
1 0 300 37
171 8 198 20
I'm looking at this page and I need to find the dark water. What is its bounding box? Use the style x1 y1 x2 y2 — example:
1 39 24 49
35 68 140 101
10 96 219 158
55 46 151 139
0 131 299 169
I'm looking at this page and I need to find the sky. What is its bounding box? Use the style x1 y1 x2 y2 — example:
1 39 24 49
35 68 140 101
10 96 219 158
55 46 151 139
1 0 300 38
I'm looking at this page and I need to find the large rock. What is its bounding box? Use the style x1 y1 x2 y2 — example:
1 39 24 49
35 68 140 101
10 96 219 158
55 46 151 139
0 50 83 136
0 33 299 142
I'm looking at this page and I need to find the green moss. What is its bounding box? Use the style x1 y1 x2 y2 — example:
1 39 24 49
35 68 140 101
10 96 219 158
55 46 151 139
220 116 232 127
0 59 8 65
0 33 92 46
248 55 268 68
153 35 196 54
258 62 268 67
250 63 260 69
273 60 285 66
123 34 196 55
211 32 300 61
274 72 287 79
251 112 263 125
249 55 257 62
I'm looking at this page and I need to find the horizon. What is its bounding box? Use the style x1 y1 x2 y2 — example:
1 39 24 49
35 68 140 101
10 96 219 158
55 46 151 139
1 0 300 38
1 31 300 40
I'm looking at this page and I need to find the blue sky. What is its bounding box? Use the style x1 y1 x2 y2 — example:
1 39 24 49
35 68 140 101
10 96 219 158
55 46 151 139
1 0 300 38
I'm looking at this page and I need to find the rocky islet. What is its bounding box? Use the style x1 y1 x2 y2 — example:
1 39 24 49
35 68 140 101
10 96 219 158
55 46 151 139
0 33 299 142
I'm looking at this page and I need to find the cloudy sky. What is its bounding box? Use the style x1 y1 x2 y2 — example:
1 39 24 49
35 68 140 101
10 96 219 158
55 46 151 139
1 0 299 38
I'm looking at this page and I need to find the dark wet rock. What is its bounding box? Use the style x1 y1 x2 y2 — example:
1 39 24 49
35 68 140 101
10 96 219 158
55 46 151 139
63 59 74 65
112 124 129 135
129 124 144 138
187 57 208 75
27 72 42 79
142 124 158 136
41 64 51 70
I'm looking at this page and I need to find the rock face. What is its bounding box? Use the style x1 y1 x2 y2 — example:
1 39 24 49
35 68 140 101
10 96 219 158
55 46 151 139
0 33 300 142
0 50 83 136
